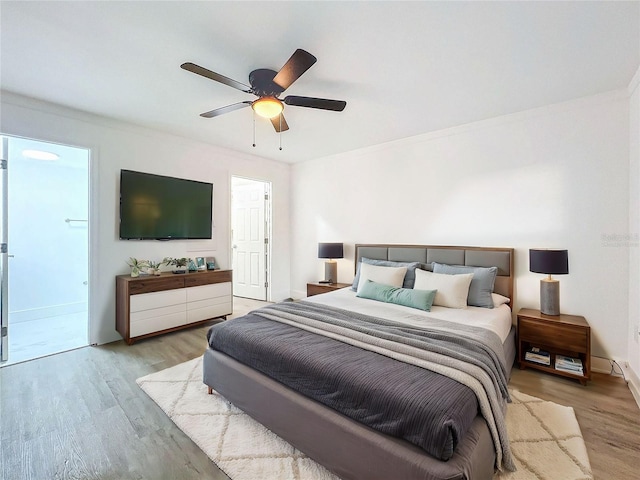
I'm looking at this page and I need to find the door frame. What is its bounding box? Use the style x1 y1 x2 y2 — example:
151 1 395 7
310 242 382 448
0 133 93 364
230 175 272 302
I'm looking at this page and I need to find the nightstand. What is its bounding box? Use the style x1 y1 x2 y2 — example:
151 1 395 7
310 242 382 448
517 308 591 385
306 282 351 297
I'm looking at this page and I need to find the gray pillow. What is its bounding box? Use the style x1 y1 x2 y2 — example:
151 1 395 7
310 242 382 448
432 262 497 309
352 258 420 291
356 279 437 311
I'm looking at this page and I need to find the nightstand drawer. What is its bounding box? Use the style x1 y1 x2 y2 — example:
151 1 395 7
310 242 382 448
519 318 588 353
306 282 351 297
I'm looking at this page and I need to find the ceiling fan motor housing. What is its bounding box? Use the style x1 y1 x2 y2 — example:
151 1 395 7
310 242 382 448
249 69 285 97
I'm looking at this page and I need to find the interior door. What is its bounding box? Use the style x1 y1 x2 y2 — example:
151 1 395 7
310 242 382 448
1 137 8 362
231 178 267 300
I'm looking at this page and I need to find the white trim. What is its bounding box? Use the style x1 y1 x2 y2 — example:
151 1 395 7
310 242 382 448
623 363 640 410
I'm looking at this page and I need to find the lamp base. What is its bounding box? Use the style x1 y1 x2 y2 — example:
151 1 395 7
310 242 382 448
324 260 337 284
540 278 560 316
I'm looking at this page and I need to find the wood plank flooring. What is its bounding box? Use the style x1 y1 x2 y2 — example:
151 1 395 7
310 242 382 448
1 297 639 479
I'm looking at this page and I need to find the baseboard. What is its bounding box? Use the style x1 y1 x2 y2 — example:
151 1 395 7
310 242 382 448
591 356 616 375
623 363 640 410
9 302 87 323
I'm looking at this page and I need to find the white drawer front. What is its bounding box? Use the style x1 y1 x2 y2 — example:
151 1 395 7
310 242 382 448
187 295 230 312
131 303 185 322
130 311 187 337
186 282 232 302
130 289 186 312
186 302 232 323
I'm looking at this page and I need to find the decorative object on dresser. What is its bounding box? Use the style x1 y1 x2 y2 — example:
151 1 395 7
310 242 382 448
306 282 351 297
164 256 191 274
126 257 148 278
317 242 343 284
116 269 232 345
529 248 569 315
517 308 590 385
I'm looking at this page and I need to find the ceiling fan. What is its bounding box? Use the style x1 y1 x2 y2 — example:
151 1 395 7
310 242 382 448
181 49 346 132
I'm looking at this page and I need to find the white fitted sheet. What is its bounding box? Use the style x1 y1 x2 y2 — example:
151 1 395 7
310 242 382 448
305 287 513 343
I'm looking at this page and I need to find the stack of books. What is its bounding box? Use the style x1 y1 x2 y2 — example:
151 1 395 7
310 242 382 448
555 355 584 375
525 347 551 366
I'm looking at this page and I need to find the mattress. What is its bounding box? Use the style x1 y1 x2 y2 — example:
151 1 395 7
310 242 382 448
305 287 513 342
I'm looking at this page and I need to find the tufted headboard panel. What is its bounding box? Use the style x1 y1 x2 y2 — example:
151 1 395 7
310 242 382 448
355 244 514 300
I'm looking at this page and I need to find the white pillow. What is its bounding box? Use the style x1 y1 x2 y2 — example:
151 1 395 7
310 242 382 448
492 293 511 307
356 263 408 294
413 269 473 309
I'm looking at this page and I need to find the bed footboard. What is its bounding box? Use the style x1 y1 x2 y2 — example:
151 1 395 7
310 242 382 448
202 348 496 480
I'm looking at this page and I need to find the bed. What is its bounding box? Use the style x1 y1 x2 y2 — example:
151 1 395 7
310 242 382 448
203 244 516 480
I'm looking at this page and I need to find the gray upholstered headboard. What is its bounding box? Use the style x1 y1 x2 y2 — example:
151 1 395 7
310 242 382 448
355 244 515 300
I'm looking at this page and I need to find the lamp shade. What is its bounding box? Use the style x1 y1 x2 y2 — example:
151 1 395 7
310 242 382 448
318 242 344 259
529 249 569 275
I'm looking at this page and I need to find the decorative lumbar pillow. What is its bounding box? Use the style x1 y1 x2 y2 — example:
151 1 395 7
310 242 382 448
432 262 498 309
357 280 437 311
492 293 511 307
356 263 408 294
352 258 420 291
413 269 473 309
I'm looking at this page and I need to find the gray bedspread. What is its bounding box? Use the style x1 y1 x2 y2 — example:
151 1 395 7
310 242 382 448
206 301 515 471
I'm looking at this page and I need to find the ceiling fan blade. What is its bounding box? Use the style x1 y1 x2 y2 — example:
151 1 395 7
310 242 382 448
270 114 289 132
284 96 346 112
272 49 317 90
200 101 252 118
181 62 252 93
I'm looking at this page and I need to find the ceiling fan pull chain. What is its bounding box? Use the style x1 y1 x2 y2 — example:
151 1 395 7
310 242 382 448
279 115 283 151
252 111 256 147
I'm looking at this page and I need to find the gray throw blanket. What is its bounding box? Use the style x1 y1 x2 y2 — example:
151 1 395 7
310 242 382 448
253 300 516 472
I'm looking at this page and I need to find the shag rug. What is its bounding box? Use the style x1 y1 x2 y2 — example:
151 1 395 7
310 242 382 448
137 357 592 480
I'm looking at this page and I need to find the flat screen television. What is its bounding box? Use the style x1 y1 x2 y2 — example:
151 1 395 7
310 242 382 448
119 169 213 240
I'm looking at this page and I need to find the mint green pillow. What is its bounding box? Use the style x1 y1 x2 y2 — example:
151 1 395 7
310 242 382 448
356 280 437 311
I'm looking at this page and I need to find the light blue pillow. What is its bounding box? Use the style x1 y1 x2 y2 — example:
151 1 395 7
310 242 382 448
432 262 497 309
352 258 420 291
356 279 437 311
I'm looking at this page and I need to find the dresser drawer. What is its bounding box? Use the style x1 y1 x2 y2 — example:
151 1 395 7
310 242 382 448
519 317 588 353
186 282 232 302
130 289 186 312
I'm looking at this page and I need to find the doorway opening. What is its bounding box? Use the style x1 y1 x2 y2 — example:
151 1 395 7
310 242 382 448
231 176 272 301
0 135 89 365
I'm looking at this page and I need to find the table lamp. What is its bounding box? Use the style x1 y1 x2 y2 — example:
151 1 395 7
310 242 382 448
318 243 343 284
529 249 569 316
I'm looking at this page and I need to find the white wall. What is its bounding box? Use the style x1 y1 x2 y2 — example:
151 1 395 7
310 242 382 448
0 91 291 345
627 66 640 401
291 90 630 363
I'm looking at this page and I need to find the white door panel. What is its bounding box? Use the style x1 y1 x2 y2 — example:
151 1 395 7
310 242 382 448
232 178 268 300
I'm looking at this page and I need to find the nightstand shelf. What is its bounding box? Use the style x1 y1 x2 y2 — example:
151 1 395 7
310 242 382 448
306 282 351 297
517 308 591 385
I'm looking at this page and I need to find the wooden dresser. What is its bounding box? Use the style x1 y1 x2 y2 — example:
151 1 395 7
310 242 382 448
116 269 232 345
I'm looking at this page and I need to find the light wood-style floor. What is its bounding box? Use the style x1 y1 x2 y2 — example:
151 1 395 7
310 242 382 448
1 297 639 479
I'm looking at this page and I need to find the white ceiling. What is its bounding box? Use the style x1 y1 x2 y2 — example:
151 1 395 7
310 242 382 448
1 1 638 164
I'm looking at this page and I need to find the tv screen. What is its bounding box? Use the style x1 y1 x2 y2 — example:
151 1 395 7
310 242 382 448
119 170 213 240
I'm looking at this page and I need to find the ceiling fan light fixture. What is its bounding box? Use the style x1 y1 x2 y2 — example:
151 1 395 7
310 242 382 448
252 97 283 119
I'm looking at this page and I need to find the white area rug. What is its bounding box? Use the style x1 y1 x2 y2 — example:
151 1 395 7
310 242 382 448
137 357 592 480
